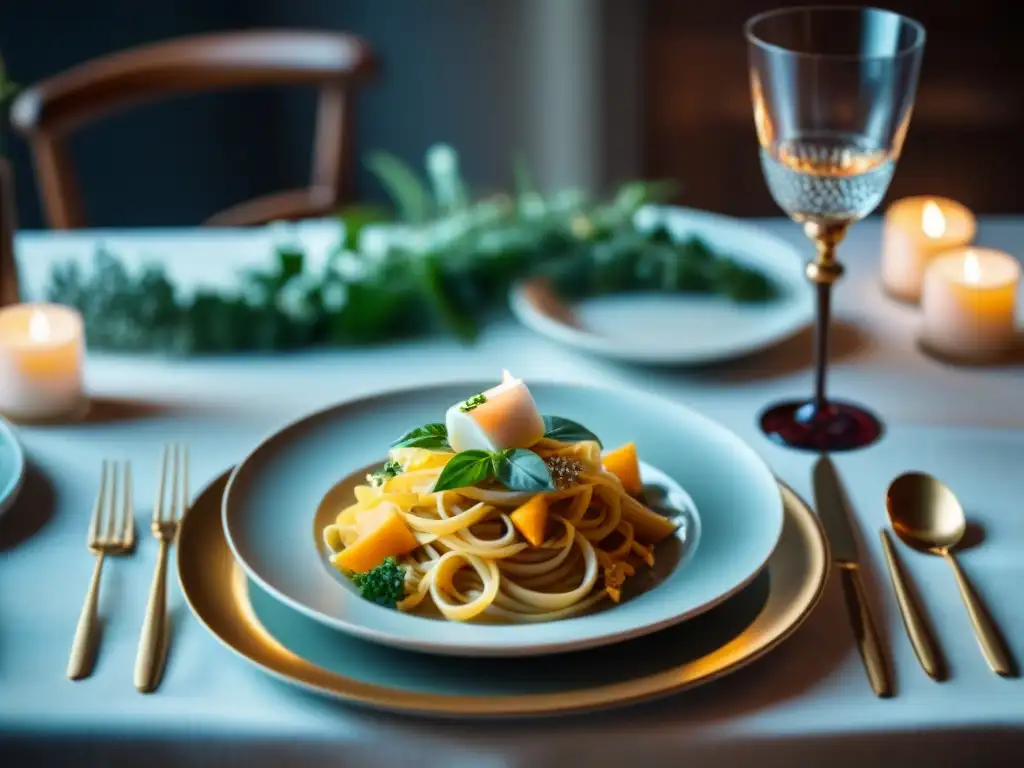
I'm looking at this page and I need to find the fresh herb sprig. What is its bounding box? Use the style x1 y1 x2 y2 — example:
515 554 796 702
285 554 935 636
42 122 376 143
433 448 555 493
392 423 450 450
390 415 600 457
459 393 487 412
541 416 602 446
368 459 403 488
349 557 407 608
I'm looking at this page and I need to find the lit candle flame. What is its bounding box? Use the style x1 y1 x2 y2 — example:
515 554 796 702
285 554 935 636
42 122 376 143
963 251 981 285
922 201 946 239
28 310 51 342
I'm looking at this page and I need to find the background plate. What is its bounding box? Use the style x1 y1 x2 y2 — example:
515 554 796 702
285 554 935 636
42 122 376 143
510 206 813 365
184 471 827 717
223 382 784 656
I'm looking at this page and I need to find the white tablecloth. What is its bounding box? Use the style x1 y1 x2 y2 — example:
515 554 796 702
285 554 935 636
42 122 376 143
2 218 1023 766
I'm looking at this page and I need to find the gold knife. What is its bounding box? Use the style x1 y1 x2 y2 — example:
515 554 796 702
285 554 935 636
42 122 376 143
813 456 892 698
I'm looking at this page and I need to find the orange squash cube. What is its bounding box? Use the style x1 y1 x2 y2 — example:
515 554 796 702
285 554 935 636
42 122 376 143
332 505 419 573
510 495 550 548
603 442 642 496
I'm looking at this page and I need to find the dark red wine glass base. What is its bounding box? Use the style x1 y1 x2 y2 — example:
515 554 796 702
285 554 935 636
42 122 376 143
759 399 883 452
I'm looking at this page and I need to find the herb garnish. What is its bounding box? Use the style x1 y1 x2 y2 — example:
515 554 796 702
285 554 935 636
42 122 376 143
350 557 407 608
432 450 494 491
542 415 602 447
392 423 450 450
459 393 487 412
368 459 403 488
433 448 555 493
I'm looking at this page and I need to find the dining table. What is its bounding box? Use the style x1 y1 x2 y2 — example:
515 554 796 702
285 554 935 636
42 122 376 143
2 215 1023 767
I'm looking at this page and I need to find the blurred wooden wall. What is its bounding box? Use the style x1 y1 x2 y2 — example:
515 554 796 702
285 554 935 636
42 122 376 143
644 0 1024 216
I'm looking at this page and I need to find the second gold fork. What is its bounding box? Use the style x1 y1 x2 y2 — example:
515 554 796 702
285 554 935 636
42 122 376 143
134 443 188 693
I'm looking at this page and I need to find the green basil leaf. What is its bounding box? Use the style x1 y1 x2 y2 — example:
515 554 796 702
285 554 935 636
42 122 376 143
433 450 495 492
542 415 603 447
495 449 555 492
392 423 450 449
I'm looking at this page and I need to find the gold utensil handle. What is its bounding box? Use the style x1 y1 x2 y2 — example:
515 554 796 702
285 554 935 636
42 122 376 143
134 539 170 692
839 564 892 697
67 553 106 680
880 530 943 680
945 553 1014 677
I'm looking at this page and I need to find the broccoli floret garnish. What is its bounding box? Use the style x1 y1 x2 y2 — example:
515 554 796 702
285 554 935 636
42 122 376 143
349 556 407 608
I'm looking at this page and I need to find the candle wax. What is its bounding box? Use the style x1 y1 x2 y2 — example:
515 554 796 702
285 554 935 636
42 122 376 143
881 196 976 303
920 248 1020 361
0 303 86 421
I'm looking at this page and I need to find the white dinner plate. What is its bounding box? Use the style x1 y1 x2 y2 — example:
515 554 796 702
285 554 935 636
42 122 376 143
223 382 784 656
0 417 26 520
510 206 813 365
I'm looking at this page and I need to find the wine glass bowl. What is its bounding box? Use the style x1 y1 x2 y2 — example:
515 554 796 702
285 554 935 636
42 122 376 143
746 6 925 451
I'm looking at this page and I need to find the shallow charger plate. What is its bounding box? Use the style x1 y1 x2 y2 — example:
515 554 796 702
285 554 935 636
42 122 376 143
223 382 784 656
0 417 26 519
184 471 827 717
510 206 813 365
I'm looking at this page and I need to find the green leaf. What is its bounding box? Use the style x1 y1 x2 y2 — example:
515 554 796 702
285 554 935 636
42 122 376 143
337 205 392 251
613 180 680 214
542 416 603 447
416 254 479 342
276 246 304 282
494 449 555 492
392 423 450 450
433 450 495 492
365 151 433 223
425 143 468 214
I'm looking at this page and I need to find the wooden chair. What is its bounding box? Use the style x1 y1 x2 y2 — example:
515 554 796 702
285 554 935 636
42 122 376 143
10 30 376 229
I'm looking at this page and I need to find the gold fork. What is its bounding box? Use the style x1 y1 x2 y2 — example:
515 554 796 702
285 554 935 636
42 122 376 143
134 443 188 693
67 460 135 680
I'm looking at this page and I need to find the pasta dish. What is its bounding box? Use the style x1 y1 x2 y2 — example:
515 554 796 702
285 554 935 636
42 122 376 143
322 372 679 623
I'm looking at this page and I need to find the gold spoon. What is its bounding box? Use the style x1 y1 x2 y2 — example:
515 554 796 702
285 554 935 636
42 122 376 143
886 472 1015 677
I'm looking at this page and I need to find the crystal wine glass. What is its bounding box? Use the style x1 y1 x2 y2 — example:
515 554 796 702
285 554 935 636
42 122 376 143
746 6 925 451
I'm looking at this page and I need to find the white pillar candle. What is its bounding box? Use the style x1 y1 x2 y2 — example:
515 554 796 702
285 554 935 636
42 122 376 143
881 196 976 302
0 303 86 421
446 370 545 453
920 248 1020 362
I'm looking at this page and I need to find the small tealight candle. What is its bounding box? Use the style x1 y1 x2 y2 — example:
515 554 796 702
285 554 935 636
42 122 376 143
0 303 87 421
920 248 1021 362
881 196 977 302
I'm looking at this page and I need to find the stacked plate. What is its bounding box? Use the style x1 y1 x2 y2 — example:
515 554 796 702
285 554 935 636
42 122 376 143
178 382 830 717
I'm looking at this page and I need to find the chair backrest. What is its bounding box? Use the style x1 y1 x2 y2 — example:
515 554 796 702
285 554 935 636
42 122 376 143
10 30 377 228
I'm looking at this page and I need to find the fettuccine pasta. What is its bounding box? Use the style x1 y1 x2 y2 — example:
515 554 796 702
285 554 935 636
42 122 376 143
322 436 679 623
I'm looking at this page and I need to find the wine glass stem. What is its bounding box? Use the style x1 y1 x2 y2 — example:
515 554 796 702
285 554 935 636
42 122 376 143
813 282 832 412
803 220 849 418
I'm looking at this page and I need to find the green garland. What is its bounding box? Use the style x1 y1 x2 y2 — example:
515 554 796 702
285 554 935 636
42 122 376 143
44 145 778 355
